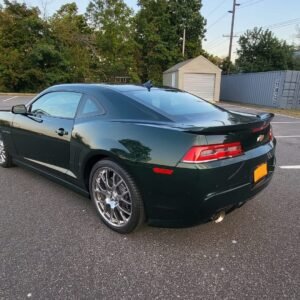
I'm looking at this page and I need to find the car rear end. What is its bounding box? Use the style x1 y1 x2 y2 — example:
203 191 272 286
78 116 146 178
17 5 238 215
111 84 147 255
123 88 276 227
174 116 276 225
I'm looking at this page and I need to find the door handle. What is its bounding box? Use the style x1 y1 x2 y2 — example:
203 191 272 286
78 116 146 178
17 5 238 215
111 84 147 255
55 128 68 136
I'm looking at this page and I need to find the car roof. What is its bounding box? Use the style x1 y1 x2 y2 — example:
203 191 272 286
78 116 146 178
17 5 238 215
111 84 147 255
35 83 180 122
45 83 177 94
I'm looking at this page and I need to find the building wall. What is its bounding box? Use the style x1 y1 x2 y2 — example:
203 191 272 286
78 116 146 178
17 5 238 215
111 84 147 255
163 71 178 88
221 71 300 109
178 57 221 102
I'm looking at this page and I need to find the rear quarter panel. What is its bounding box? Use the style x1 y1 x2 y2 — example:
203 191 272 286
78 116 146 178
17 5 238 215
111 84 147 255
70 118 206 195
71 118 205 169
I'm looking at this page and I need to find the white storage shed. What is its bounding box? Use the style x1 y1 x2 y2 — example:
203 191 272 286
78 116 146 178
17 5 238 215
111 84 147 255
163 55 221 102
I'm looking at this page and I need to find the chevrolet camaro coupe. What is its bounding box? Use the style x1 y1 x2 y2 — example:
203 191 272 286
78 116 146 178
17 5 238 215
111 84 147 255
0 83 276 233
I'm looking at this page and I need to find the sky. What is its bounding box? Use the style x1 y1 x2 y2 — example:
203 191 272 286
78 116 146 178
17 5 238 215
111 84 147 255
2 0 300 59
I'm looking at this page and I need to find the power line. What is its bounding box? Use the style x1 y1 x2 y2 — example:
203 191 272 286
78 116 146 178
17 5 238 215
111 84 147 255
265 18 300 30
235 18 300 34
207 39 228 51
239 0 255 4
206 38 226 50
206 37 224 48
206 0 228 18
207 12 228 30
205 0 299 57
208 38 239 51
207 19 299 52
239 0 262 6
239 0 264 9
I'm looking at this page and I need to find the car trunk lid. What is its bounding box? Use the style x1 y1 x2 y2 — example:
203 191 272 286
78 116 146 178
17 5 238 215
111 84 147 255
179 111 274 151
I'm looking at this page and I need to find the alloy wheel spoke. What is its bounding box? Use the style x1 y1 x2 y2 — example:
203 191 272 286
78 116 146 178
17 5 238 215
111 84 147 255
109 207 113 222
116 207 127 221
112 173 123 190
118 204 131 215
118 197 131 206
99 170 110 189
112 210 120 224
94 183 110 198
112 172 117 187
121 190 129 197
97 201 105 211
0 140 6 163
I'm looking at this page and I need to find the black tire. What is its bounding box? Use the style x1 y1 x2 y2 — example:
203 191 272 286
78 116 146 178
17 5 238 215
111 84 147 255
0 134 13 168
89 159 145 233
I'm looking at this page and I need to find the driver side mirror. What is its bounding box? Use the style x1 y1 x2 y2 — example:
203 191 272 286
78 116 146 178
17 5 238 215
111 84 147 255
12 104 28 115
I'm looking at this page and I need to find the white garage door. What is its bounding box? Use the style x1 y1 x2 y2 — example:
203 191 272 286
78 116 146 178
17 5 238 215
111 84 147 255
183 73 215 101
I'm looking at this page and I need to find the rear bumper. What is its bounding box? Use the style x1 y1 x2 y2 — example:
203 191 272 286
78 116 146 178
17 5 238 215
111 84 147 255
145 141 276 228
148 170 274 227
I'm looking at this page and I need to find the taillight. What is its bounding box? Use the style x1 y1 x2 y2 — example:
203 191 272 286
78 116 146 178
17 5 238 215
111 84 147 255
269 125 273 141
182 142 243 163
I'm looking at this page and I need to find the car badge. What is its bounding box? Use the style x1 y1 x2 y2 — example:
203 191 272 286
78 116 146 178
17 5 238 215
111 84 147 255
257 134 264 142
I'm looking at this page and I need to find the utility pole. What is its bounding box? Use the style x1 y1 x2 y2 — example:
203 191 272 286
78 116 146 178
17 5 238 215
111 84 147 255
182 27 186 57
228 0 240 63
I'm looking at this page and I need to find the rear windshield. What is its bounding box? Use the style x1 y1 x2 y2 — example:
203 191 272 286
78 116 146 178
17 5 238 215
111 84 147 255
125 89 221 121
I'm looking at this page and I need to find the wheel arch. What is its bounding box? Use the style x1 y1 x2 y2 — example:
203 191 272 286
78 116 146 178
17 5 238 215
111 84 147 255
82 150 149 222
82 150 135 192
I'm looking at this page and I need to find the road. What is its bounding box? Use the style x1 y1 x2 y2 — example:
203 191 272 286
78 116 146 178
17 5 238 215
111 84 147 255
0 95 299 299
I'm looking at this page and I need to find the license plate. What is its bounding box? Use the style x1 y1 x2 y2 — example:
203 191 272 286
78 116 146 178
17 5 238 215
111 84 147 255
254 163 268 183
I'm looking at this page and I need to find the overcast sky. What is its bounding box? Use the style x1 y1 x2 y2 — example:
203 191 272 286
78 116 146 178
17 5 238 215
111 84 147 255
2 0 300 59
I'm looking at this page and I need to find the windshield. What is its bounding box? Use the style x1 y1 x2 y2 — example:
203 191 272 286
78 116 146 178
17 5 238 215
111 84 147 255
125 89 222 121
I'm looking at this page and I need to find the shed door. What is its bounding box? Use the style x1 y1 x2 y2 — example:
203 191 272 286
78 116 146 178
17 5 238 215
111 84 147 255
183 73 215 101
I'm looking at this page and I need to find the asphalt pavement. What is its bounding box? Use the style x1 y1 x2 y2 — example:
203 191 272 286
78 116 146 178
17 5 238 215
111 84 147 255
0 96 299 299
0 95 34 110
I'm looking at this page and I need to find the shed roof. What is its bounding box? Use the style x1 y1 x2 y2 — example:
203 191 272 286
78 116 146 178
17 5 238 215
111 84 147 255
163 55 221 73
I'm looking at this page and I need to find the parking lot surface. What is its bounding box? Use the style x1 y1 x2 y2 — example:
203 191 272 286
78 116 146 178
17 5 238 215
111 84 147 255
0 96 299 299
0 95 34 110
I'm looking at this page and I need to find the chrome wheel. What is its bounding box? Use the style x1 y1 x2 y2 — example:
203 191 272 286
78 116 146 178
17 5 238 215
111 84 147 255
92 167 132 227
0 139 7 164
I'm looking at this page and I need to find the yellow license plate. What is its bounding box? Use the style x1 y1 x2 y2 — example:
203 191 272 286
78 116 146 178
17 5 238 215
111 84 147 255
254 163 268 183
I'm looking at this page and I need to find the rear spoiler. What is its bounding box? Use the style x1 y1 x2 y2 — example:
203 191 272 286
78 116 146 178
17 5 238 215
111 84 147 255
183 113 274 134
256 112 274 121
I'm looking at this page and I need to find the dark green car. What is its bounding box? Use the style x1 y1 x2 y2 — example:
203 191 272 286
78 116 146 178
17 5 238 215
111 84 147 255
0 84 276 233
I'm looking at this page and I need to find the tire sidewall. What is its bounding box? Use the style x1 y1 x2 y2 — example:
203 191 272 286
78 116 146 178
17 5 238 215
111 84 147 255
89 159 144 233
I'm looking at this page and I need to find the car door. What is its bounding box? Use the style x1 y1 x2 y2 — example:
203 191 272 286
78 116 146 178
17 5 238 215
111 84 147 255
11 91 82 176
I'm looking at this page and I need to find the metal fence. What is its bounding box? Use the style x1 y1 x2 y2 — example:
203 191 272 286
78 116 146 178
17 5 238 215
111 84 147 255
221 71 300 110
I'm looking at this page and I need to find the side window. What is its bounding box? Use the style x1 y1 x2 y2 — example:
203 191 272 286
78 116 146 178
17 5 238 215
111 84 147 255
77 96 105 118
31 92 82 118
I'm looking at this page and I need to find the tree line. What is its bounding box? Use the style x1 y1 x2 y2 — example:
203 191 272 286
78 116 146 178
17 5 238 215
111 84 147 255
0 0 299 92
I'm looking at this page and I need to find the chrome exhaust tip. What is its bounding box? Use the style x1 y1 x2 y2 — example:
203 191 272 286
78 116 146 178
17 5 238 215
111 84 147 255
212 210 226 223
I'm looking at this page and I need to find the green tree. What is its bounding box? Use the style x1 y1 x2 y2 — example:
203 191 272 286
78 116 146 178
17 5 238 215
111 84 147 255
169 0 206 58
236 27 294 72
135 0 206 84
49 3 96 82
0 0 70 92
86 0 139 82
